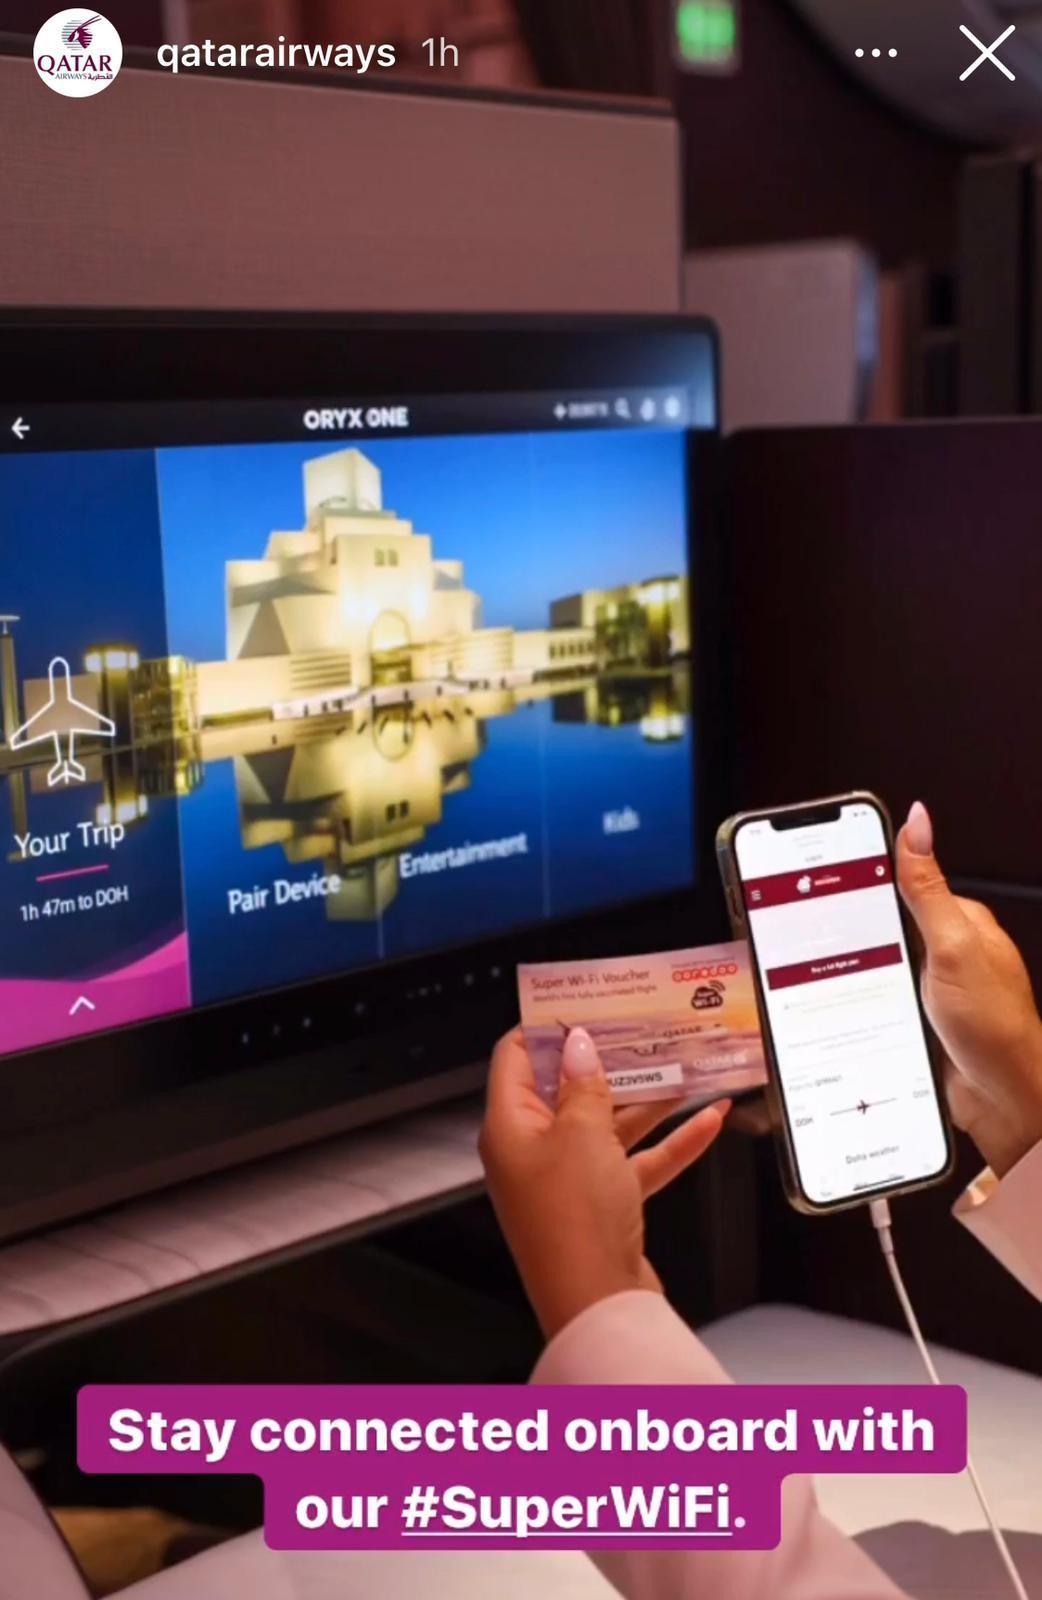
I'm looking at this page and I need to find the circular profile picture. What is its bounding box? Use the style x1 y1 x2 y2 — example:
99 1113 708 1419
34 10 123 97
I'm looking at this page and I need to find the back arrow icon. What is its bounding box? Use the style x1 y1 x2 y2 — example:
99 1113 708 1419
69 995 96 1015
11 418 30 441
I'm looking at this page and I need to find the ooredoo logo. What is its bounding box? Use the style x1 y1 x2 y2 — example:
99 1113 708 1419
671 962 738 983
34 10 122 96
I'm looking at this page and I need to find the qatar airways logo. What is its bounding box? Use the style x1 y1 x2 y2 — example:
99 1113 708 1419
34 10 122 95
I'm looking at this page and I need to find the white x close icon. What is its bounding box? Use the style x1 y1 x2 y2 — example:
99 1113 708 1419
959 22 1016 81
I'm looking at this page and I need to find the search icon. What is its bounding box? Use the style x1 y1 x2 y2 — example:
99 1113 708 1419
615 397 631 420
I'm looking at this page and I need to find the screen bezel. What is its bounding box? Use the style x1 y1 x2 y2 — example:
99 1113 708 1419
728 791 954 1214
0 311 725 1162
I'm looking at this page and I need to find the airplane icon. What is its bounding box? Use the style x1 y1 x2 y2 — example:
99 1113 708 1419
832 1095 899 1119
8 656 115 786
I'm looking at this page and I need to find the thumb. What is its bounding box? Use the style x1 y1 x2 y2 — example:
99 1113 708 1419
896 800 965 953
556 1027 614 1130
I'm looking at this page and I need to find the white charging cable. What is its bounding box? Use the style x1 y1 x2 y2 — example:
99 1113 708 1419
868 1198 1029 1600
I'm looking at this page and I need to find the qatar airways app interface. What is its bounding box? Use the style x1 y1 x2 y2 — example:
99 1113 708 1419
736 803 948 1205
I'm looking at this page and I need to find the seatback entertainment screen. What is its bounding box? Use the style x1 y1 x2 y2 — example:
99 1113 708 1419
0 377 704 1057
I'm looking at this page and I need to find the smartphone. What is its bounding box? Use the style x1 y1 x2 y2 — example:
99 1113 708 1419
717 791 953 1213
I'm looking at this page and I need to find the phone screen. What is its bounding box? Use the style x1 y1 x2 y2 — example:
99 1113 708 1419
734 800 949 1207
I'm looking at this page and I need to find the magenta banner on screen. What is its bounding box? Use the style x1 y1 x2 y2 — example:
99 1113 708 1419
766 942 903 991
78 1383 966 1551
742 854 893 909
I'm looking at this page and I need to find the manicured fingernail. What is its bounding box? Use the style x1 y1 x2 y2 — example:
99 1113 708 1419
714 1099 733 1118
562 1026 600 1078
905 800 933 857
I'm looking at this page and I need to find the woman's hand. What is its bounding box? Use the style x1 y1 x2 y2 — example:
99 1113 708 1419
479 1027 729 1340
898 801 1042 1176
